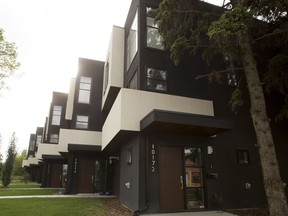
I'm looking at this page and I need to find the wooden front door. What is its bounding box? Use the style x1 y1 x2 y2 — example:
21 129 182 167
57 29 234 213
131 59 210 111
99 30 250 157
50 164 62 188
78 158 95 193
159 146 185 211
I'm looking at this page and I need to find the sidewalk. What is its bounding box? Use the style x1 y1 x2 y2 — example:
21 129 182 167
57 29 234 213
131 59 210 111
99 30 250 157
0 193 116 199
144 211 237 216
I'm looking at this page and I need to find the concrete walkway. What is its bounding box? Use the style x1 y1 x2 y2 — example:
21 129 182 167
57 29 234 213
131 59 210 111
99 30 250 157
0 194 238 215
0 193 115 199
145 211 237 216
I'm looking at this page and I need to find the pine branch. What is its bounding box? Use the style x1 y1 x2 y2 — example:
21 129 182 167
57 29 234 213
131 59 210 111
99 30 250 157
195 67 243 80
253 29 288 42
174 9 221 17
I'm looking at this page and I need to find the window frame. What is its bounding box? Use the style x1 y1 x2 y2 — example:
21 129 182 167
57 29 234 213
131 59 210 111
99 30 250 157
126 9 138 71
51 105 62 126
50 134 59 144
75 115 89 129
145 66 168 92
146 6 164 50
78 76 92 104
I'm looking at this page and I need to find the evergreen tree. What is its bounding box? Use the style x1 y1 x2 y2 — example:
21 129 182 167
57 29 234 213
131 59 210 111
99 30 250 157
155 0 288 215
1 132 17 187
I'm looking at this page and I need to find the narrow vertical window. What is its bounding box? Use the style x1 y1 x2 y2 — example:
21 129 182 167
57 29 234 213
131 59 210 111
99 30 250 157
29 134 36 151
51 106 62 125
146 7 164 50
126 10 138 70
78 76 92 104
103 55 110 95
76 115 89 129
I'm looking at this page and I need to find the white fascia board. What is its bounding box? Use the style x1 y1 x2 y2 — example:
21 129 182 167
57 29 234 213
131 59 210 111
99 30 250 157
102 88 214 149
36 143 60 159
65 78 76 120
58 129 102 153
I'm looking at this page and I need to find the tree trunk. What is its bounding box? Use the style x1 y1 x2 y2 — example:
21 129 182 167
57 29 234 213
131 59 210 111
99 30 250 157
240 33 288 216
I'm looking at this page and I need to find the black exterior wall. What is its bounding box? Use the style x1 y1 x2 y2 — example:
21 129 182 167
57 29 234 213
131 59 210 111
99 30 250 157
71 58 106 130
117 0 276 213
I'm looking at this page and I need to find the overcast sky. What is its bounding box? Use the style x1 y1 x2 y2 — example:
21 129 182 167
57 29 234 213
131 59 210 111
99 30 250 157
0 0 223 159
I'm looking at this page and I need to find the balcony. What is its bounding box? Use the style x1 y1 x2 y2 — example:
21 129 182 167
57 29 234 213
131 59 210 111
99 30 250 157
58 129 102 153
102 88 215 150
36 143 61 160
22 156 40 167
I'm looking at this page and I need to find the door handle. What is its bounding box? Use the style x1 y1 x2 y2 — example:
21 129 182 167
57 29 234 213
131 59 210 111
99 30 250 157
180 176 183 190
92 175 94 183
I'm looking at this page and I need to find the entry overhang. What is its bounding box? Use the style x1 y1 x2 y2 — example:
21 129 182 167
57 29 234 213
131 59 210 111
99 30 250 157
140 109 234 136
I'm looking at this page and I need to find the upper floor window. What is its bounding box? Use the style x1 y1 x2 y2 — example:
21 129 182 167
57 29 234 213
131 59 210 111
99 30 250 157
36 135 42 147
51 106 62 125
78 76 92 104
29 135 36 151
146 67 167 92
103 55 110 95
146 7 164 50
126 10 138 70
76 115 89 129
50 134 59 144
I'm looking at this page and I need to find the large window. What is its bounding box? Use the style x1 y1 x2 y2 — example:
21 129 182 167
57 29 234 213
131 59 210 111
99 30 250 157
51 106 62 125
76 115 89 129
78 76 92 104
50 134 59 144
146 67 167 91
146 7 164 50
126 10 138 70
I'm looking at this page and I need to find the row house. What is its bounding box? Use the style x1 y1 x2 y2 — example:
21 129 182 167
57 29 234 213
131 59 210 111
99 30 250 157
23 0 288 214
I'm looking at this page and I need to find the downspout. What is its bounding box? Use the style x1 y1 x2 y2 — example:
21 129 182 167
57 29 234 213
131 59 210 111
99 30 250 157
133 133 150 216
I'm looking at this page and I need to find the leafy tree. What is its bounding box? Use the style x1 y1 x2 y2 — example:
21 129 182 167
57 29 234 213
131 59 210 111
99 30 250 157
13 149 27 177
155 0 288 215
0 134 2 177
1 132 17 187
0 28 20 90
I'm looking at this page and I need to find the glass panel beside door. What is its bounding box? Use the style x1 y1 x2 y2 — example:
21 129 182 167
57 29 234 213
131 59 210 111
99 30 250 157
184 148 205 209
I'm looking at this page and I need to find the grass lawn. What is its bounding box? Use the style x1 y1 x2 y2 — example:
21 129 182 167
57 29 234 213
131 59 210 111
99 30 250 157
8 180 41 188
0 198 107 216
0 188 59 196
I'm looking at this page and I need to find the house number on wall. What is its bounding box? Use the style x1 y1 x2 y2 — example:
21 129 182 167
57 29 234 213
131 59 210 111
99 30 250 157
151 144 156 172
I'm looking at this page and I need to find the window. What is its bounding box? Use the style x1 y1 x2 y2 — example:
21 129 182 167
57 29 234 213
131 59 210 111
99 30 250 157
76 115 89 129
128 71 138 89
78 76 92 104
51 106 62 125
146 67 167 91
237 150 250 165
126 10 138 70
29 135 36 151
103 55 110 95
36 135 42 147
146 7 164 50
185 148 205 209
224 56 237 86
50 134 59 144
